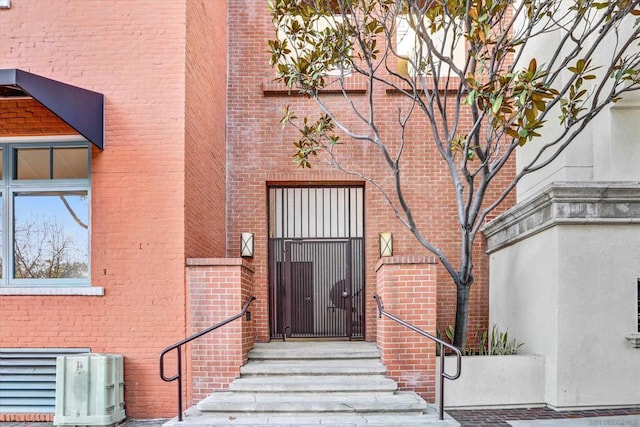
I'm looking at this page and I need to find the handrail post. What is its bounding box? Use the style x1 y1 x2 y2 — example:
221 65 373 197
159 296 255 422
439 347 444 420
177 346 183 422
373 295 461 422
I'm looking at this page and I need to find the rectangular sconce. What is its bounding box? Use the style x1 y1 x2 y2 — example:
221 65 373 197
0 0 10 9
240 232 254 257
379 232 393 257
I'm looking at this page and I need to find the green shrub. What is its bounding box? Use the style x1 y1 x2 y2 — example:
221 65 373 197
439 324 524 356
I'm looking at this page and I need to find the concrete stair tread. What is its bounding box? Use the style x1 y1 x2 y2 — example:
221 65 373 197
240 359 386 375
164 408 459 426
248 342 380 360
197 390 427 413
228 375 397 392
173 342 458 426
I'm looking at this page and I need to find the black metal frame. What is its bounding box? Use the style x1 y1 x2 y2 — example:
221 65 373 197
0 69 105 149
159 296 256 421
268 186 365 341
270 238 364 340
373 295 462 421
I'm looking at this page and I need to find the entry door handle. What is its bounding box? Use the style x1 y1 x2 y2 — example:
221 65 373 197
342 291 349 298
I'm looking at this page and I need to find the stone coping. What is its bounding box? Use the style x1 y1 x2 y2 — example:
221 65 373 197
374 255 439 272
0 286 104 296
186 257 255 272
483 182 640 253
626 333 640 349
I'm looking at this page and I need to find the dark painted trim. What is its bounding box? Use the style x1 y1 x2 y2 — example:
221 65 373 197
0 69 104 149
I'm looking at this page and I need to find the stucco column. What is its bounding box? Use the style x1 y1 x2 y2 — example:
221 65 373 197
186 258 255 404
483 182 640 408
375 256 438 401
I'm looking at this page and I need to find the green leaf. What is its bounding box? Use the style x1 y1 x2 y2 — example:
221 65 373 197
492 95 503 114
466 90 477 106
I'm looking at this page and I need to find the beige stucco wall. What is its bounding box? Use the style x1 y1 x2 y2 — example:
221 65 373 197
489 221 640 408
555 225 640 407
514 8 640 201
489 10 640 408
438 354 546 408
489 228 560 405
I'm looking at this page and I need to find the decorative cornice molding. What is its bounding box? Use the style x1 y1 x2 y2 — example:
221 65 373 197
626 333 640 349
483 182 640 253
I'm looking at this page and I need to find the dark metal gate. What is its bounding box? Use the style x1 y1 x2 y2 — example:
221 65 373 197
268 187 364 339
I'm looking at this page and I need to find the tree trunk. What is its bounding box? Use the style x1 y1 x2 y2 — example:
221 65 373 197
453 283 471 349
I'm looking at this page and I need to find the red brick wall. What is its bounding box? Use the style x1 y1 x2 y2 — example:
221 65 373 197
186 258 254 404
0 99 76 135
375 256 438 401
184 0 227 259
0 414 53 423
226 0 514 345
0 0 193 419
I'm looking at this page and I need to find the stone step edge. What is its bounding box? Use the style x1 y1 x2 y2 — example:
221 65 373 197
198 390 423 402
162 407 460 427
247 353 381 360
228 379 397 392
197 391 427 413
239 367 387 375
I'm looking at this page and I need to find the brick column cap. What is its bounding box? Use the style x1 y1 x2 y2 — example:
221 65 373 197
186 257 255 272
374 255 438 272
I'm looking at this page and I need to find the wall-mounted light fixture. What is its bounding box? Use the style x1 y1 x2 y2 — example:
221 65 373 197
0 0 10 9
240 232 254 257
379 232 393 257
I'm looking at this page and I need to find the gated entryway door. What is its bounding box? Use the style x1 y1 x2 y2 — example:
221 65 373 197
269 186 365 339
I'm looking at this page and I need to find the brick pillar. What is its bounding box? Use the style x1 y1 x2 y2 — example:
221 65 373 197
186 258 255 404
375 256 438 402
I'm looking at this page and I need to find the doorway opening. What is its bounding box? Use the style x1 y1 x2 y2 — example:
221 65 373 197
268 186 365 340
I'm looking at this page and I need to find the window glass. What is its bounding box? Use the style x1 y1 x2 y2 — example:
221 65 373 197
53 147 88 179
0 192 2 280
15 148 50 180
396 16 466 77
13 191 89 279
0 147 3 179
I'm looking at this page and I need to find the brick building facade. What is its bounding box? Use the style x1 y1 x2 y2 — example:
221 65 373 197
0 0 512 420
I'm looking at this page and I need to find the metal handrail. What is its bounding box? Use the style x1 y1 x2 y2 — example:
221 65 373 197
159 296 256 421
373 295 462 421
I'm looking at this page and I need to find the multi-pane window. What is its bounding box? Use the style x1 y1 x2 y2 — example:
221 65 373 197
0 143 90 286
396 15 466 77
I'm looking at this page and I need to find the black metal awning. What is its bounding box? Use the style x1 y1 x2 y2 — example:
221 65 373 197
0 69 104 149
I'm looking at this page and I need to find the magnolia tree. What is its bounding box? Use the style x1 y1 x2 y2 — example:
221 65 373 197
268 0 640 347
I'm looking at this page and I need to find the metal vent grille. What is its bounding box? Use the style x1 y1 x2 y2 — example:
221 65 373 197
0 348 90 413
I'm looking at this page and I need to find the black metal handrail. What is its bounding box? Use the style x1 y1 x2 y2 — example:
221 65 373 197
373 295 462 421
159 296 256 421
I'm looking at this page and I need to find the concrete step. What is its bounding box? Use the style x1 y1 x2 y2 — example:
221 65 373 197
228 374 398 393
170 341 460 427
163 407 459 426
196 390 427 414
248 341 380 360
240 358 386 376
